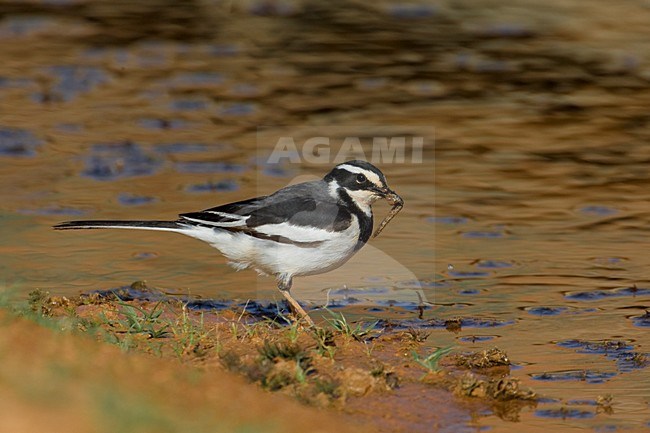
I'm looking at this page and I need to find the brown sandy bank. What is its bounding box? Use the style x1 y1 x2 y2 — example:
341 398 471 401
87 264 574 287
0 288 542 433
0 308 370 433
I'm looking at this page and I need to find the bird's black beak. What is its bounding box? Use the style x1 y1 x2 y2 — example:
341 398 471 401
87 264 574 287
374 186 404 207
385 188 403 207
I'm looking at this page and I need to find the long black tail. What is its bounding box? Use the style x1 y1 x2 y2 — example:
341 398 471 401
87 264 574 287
53 220 182 231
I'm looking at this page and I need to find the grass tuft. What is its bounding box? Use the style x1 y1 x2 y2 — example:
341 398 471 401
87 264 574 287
311 327 337 358
102 301 170 339
412 346 454 374
169 304 214 359
28 289 52 316
325 310 379 341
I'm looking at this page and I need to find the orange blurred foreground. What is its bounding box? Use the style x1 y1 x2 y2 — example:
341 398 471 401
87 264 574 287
0 310 368 433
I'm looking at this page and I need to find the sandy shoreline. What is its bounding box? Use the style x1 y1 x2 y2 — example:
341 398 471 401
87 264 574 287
0 287 542 433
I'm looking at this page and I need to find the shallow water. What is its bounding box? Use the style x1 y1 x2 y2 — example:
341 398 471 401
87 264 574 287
1 0 650 431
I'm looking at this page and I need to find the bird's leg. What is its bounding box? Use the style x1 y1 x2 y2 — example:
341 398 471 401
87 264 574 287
278 276 314 327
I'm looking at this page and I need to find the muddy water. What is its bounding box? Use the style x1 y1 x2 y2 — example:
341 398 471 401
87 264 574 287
2 0 650 431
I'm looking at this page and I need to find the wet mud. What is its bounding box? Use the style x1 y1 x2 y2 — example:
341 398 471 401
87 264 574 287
22 287 543 433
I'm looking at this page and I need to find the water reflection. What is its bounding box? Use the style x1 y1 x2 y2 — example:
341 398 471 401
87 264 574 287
0 127 42 157
1 0 650 432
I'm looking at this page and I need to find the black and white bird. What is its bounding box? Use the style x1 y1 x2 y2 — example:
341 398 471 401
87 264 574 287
54 160 403 325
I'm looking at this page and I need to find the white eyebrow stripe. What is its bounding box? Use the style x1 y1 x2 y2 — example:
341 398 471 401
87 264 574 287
336 164 382 187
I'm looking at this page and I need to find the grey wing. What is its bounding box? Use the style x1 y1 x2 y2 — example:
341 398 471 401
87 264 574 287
178 180 352 233
179 196 265 228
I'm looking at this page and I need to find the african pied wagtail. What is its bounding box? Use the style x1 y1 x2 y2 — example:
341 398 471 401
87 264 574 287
54 160 403 325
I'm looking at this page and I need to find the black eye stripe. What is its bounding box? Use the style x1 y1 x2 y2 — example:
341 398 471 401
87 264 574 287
326 167 387 191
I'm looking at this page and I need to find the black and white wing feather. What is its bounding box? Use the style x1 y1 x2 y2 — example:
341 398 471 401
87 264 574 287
178 181 357 247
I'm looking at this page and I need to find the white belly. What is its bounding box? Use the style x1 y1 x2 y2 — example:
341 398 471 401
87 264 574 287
180 217 361 278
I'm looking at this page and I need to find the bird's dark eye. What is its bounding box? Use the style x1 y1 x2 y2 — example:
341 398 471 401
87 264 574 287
356 174 367 183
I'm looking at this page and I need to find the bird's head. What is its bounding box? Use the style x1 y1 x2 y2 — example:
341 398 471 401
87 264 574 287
324 160 403 210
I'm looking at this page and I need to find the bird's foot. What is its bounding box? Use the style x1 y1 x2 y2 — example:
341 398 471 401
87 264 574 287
279 289 315 327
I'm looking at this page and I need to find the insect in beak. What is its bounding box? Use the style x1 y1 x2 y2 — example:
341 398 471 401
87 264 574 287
373 188 403 238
